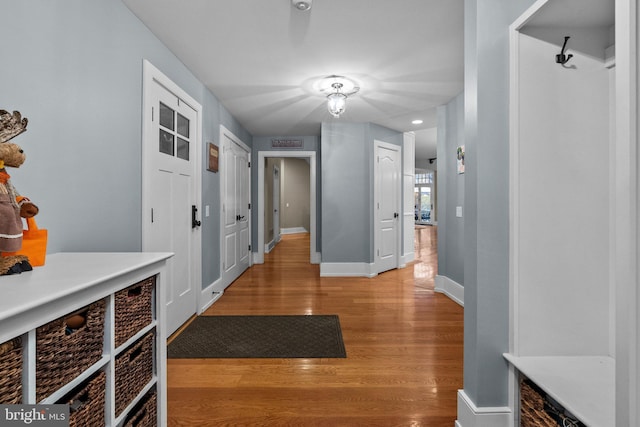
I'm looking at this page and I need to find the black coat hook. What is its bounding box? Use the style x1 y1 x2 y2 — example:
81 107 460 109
555 36 573 65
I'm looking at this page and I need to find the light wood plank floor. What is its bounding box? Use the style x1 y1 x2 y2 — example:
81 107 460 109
167 226 463 426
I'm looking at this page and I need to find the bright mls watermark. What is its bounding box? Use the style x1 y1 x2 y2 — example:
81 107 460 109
0 405 69 426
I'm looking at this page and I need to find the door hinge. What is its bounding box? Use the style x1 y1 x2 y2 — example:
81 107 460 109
248 161 251 168
248 203 251 210
248 244 252 251
151 106 154 122
151 208 154 223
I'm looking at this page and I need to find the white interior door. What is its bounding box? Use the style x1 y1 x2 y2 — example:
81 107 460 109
143 61 201 338
219 129 251 291
273 166 281 244
375 141 401 274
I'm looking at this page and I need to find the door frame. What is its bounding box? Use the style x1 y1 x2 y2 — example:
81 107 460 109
273 165 281 248
373 140 401 274
141 59 203 320
256 151 319 264
218 125 252 291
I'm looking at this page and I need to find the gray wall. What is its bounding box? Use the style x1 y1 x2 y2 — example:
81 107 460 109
462 0 537 408
1 0 252 290
321 122 402 263
436 92 465 286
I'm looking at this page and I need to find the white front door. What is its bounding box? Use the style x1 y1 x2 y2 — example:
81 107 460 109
143 61 201 338
375 141 401 274
218 127 251 291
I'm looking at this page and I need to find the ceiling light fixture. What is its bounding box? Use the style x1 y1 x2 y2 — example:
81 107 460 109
292 0 312 11
327 83 347 118
317 75 360 118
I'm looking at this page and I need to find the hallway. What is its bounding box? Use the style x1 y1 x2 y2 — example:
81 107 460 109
167 226 463 426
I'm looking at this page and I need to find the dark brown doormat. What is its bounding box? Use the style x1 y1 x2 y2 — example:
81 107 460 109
167 315 347 358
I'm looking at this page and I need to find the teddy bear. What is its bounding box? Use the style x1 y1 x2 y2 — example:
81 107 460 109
0 109 39 275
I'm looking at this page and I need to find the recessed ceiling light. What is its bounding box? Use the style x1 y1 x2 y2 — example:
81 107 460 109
412 119 423 125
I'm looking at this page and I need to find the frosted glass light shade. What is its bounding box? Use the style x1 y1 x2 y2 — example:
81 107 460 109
327 92 347 118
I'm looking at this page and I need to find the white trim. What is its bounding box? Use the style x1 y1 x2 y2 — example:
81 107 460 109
508 7 523 362
403 132 416 263
510 0 549 31
218 125 252 293
280 227 307 235
319 262 377 278
373 140 402 275
615 0 639 423
199 279 224 313
141 59 203 333
435 275 464 306
456 390 512 427
257 151 318 265
265 239 274 254
400 250 414 266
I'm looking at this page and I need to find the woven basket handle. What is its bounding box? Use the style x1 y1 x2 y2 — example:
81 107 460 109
128 408 148 427
128 286 143 297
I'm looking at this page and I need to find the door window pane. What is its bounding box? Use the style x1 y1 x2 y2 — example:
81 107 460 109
159 102 174 130
177 137 189 160
177 113 189 138
159 129 174 155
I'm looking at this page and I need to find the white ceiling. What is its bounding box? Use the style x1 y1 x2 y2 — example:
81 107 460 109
122 0 464 164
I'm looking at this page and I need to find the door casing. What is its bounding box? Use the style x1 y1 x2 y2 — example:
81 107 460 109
141 59 202 336
374 140 401 274
218 125 251 292
256 151 319 264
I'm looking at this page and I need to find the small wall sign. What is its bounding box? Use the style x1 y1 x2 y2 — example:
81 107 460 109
457 145 465 174
271 138 303 149
208 143 219 172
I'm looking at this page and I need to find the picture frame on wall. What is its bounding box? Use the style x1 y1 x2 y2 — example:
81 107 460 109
208 142 219 172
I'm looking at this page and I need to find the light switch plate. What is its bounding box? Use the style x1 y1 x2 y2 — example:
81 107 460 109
456 206 463 218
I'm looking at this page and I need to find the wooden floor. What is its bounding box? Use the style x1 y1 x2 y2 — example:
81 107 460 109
167 226 463 426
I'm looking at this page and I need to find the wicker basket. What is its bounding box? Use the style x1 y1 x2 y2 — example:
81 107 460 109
520 377 585 427
0 337 22 404
115 331 154 416
36 300 106 401
520 378 557 427
123 389 157 427
115 276 155 348
59 370 106 427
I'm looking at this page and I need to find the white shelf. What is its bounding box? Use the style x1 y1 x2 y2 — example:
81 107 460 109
39 355 110 404
0 252 171 426
0 252 171 342
114 323 157 356
113 376 158 426
504 354 614 427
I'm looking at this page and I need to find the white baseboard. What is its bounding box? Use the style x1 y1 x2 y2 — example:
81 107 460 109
435 275 464 306
281 227 308 235
320 262 376 277
199 279 224 314
401 251 415 267
264 239 274 254
457 390 512 427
